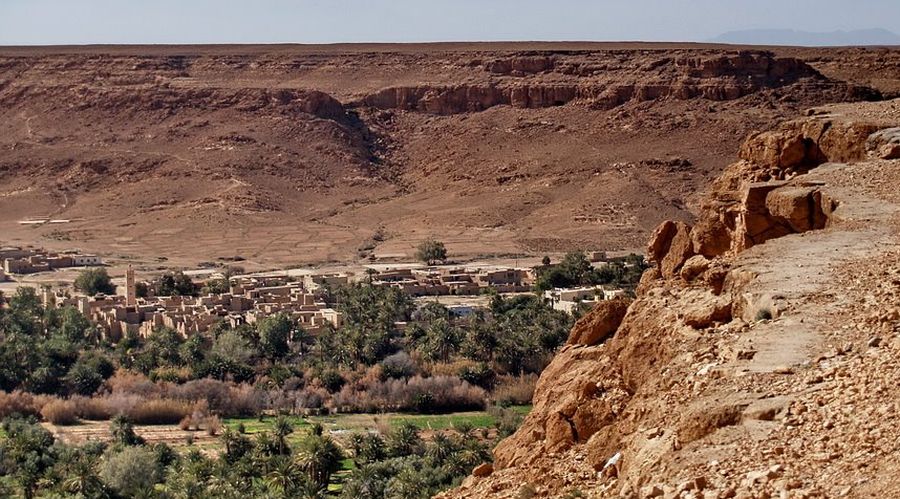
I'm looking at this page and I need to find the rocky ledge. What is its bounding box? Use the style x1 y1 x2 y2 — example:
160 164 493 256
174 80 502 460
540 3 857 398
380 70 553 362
443 98 900 498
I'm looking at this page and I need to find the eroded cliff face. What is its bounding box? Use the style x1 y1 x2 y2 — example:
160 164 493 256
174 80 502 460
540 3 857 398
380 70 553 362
355 53 877 115
445 100 900 498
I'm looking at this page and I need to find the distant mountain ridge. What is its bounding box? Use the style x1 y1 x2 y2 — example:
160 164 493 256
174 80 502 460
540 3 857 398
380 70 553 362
711 28 900 47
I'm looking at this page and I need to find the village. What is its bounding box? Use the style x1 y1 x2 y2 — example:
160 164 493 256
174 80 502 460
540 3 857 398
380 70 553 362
0 244 636 342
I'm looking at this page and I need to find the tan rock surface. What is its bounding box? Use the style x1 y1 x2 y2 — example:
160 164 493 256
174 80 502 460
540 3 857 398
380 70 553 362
442 98 900 499
567 298 631 346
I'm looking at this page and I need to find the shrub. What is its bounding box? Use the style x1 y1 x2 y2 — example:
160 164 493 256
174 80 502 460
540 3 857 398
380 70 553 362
490 405 525 437
126 399 192 425
425 358 474 378
517 483 537 499
755 307 774 321
110 415 145 446
318 370 346 393
416 239 447 265
332 375 486 414
459 363 497 390
206 415 222 436
282 375 304 391
381 351 417 379
99 446 162 497
491 375 537 407
0 391 46 419
41 399 79 425
223 383 266 417
74 267 115 295
106 371 161 398
149 366 192 383
104 393 142 418
292 387 328 411
168 379 264 416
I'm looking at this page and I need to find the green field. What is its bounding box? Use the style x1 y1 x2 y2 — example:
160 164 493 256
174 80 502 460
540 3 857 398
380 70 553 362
223 406 531 437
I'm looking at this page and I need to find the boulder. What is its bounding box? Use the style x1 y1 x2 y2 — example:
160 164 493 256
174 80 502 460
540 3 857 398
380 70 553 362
779 134 808 168
660 221 694 279
567 298 631 346
867 127 900 160
734 182 790 251
739 131 808 169
765 186 825 232
472 463 494 478
691 216 732 258
879 143 900 160
647 220 678 263
680 255 711 282
682 289 733 329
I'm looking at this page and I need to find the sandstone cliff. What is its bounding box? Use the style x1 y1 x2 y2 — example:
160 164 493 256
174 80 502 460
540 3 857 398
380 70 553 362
445 99 900 498
355 53 876 115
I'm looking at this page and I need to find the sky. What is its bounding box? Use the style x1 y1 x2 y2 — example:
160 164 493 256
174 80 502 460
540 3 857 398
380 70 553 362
1 0 899 46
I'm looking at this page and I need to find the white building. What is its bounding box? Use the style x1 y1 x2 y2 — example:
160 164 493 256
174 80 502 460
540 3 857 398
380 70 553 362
72 255 102 266
544 286 625 313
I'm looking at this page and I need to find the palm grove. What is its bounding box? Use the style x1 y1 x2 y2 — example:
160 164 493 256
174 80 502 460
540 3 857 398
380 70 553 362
0 285 570 497
0 248 645 497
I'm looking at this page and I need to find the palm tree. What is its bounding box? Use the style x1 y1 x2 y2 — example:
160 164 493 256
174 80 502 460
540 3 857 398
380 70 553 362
387 423 423 458
425 432 456 465
264 457 304 497
62 455 108 498
109 415 144 446
423 318 461 362
295 434 344 490
292 327 313 356
272 416 294 456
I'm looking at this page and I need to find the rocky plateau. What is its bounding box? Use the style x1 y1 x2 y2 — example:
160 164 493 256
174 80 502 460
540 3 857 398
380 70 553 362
1 43 899 269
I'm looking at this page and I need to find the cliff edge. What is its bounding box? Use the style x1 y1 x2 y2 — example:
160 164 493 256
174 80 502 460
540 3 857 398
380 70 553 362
444 99 900 498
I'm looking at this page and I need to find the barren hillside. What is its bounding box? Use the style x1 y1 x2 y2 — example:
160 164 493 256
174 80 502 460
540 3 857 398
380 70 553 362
0 43 897 269
444 99 900 498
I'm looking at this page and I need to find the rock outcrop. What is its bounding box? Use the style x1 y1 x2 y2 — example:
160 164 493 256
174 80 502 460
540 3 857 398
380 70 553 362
356 52 877 115
566 298 631 346
358 84 579 114
867 127 900 159
485 56 556 75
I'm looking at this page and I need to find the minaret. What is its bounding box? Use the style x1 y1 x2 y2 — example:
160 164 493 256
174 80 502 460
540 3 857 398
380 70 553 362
125 265 136 308
41 285 55 309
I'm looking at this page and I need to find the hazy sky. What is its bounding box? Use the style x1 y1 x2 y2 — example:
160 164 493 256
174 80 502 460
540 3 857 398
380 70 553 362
1 0 899 45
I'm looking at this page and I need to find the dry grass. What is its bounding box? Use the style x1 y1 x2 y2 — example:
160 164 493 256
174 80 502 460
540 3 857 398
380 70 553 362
126 399 193 425
40 399 79 425
331 375 486 413
72 395 114 420
491 375 537 406
0 391 49 419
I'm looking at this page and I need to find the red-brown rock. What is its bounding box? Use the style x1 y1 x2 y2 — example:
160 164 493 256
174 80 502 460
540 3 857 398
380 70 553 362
661 221 695 279
648 220 678 264
567 298 631 346
472 463 494 477
765 186 825 232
